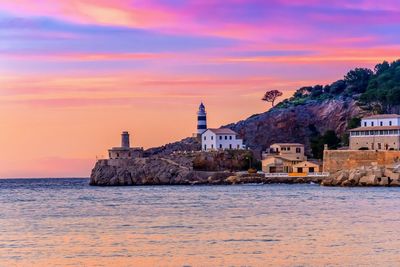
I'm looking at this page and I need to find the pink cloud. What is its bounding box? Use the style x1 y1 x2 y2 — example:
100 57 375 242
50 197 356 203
1 51 167 62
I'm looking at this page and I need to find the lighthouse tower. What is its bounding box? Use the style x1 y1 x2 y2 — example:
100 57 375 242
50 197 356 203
197 102 207 135
121 131 130 148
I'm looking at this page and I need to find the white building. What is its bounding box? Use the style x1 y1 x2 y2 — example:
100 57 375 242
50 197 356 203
349 114 400 150
201 128 245 151
360 114 400 127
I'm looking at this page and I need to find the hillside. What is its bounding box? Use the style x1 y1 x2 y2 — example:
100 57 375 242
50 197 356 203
147 59 400 157
225 97 366 156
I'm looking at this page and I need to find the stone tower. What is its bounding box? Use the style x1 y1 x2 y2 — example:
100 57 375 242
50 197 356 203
121 131 130 148
197 102 207 135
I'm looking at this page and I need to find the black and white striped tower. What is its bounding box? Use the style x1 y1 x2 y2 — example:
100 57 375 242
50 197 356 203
197 102 207 135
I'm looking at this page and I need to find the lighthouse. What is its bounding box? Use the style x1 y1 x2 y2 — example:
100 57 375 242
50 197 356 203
121 131 130 148
197 102 207 135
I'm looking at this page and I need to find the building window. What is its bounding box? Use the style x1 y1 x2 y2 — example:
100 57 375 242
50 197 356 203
287 147 291 151
211 136 213 140
219 144 222 149
229 136 232 140
219 136 222 140
229 144 232 149
211 144 214 149
237 144 240 149
371 122 374 126
204 136 206 140
204 144 207 150
364 122 367 127
225 136 227 140
380 121 383 126
296 148 301 153
117 153 120 157
390 121 393 126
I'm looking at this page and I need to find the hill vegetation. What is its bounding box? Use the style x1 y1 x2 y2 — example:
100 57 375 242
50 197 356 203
276 59 400 114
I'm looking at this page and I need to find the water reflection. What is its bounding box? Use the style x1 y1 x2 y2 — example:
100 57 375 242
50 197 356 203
1 179 400 266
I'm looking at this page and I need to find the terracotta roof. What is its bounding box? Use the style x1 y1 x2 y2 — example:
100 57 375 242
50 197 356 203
349 126 400 131
363 114 400 119
206 128 238 135
271 143 304 146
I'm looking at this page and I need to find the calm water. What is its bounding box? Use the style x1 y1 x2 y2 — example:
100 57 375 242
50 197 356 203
1 179 400 266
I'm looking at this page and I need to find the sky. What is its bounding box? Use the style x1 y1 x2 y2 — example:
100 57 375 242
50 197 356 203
1 0 400 178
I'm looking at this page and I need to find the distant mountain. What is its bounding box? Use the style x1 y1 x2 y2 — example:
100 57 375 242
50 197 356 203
148 59 400 157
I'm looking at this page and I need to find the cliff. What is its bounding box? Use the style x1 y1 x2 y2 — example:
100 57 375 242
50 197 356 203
225 97 367 154
90 151 254 186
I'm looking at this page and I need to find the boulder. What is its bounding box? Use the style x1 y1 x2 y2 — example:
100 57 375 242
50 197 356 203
341 180 354 187
359 174 378 186
390 178 400 186
379 176 390 186
225 176 238 184
321 178 334 186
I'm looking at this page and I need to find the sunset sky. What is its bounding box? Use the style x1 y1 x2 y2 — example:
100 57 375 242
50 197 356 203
1 0 399 178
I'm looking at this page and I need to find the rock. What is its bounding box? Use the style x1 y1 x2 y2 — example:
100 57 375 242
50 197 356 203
379 177 390 186
225 98 365 154
359 174 378 186
294 178 305 183
390 178 400 186
321 178 334 186
341 180 354 187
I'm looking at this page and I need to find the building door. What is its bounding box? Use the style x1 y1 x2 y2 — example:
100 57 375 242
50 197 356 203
229 144 232 149
297 167 303 173
309 167 315 173
270 167 277 173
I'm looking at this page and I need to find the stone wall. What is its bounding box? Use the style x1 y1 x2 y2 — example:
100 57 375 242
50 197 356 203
323 150 400 173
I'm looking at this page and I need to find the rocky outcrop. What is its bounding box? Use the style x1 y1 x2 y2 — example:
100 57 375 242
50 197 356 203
193 150 254 171
90 151 255 186
321 164 400 186
225 98 368 154
144 137 200 156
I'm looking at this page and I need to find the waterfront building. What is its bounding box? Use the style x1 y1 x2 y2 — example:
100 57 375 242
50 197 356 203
108 131 144 159
201 128 244 151
349 114 400 150
292 160 322 173
262 143 310 173
197 102 207 135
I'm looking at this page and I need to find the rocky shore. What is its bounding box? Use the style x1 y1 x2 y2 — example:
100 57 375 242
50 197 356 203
90 155 400 187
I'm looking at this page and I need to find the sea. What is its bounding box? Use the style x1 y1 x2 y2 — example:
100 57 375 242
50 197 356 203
1 178 400 267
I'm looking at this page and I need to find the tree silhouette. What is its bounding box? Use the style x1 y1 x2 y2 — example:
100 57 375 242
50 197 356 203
262 90 283 107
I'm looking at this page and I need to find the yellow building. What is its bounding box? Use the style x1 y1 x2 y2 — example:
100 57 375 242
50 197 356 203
292 160 322 173
262 143 306 173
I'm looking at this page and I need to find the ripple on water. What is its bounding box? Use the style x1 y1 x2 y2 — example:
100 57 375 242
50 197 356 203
1 179 400 266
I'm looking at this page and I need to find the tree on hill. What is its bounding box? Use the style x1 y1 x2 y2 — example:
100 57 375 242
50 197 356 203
262 90 283 107
359 60 400 112
344 68 373 95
